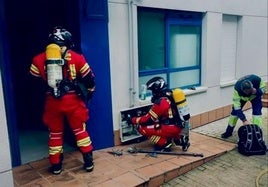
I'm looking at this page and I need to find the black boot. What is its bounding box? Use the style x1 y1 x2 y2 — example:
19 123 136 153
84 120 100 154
181 136 190 152
49 153 63 175
221 125 234 138
50 163 62 175
83 152 94 172
174 136 190 151
154 140 172 152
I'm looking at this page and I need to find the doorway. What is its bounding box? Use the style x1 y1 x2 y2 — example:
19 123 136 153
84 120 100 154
5 0 80 165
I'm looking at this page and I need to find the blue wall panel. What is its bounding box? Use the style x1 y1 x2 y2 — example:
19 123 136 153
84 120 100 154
0 0 21 166
79 0 114 150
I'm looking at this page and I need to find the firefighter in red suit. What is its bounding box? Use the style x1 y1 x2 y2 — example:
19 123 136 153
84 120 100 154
29 26 95 174
131 77 184 151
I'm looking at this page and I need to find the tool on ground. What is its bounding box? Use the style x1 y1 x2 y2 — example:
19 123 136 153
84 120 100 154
127 146 204 157
107 149 123 156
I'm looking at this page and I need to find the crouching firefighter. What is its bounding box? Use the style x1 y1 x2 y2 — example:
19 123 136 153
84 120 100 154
29 26 96 175
131 77 184 151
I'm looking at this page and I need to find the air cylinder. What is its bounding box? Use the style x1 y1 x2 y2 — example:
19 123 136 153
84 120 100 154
46 44 64 97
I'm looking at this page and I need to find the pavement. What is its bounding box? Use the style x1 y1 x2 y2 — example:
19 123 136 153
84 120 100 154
12 108 267 187
162 108 268 187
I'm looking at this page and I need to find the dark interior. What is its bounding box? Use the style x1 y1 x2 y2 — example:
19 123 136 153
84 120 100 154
5 0 80 163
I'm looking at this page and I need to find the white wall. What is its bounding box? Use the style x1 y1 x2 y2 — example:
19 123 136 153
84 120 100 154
0 71 14 186
109 0 268 131
108 2 133 130
236 16 268 77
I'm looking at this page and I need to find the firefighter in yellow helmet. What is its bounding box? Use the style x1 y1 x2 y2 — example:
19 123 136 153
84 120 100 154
30 26 95 174
131 77 191 151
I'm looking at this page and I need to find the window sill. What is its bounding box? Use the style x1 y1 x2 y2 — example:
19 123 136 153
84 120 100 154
183 86 208 96
139 97 152 106
220 80 236 88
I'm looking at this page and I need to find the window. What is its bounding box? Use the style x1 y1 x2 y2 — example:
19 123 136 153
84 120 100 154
137 8 202 98
220 15 239 83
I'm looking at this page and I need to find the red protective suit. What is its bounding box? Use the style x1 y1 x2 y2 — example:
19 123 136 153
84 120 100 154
30 50 94 164
132 97 182 147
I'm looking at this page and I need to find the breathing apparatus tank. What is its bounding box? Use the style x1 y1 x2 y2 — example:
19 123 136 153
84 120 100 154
173 88 190 121
45 44 64 97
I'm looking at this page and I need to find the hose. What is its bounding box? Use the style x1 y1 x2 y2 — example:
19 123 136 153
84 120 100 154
255 168 268 187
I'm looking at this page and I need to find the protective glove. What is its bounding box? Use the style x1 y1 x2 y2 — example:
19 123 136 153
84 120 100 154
131 117 137 125
87 89 94 101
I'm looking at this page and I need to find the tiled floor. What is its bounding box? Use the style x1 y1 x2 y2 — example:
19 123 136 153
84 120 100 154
13 131 236 187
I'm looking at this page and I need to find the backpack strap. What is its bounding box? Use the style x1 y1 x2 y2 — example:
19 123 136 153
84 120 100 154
253 125 261 140
166 94 184 127
253 125 266 150
245 125 253 151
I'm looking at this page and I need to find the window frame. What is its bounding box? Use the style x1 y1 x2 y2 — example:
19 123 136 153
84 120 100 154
166 18 202 89
138 8 202 91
